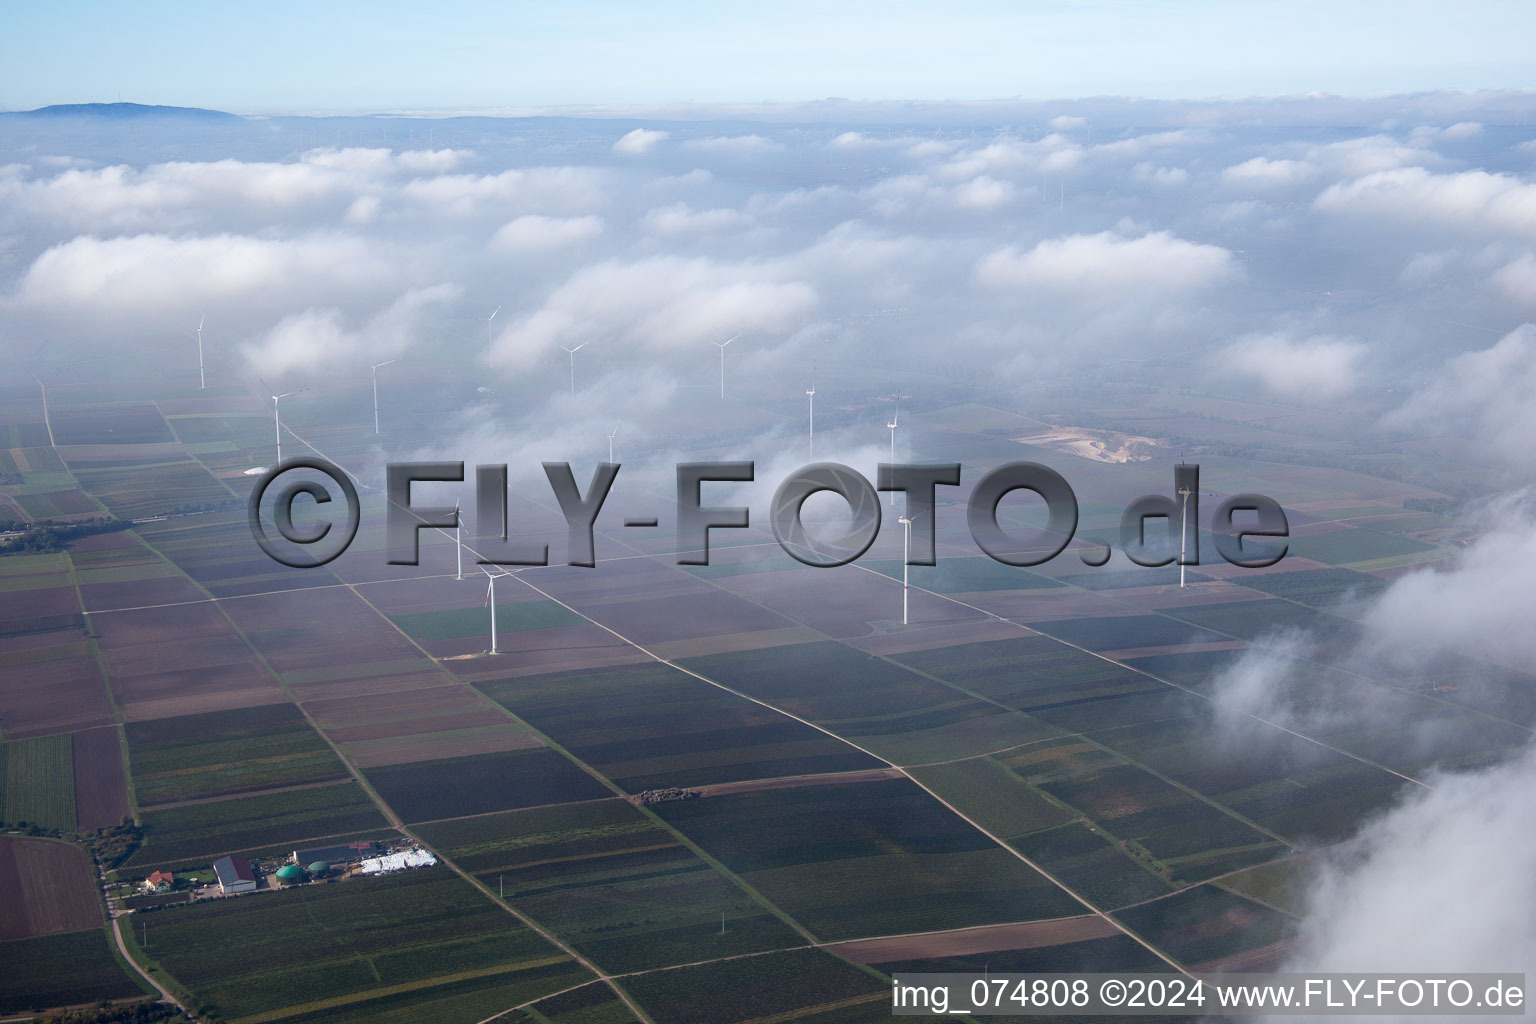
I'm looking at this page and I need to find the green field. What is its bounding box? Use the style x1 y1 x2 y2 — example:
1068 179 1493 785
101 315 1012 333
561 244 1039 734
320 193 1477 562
364 747 611 824
621 946 889 1023
126 865 592 1023
1287 528 1436 566
0 733 76 830
127 780 389 868
652 777 1083 941
678 641 1061 764
126 702 349 804
418 799 806 974
477 662 883 792
861 556 1062 593
908 756 1074 840
0 928 151 1014
1114 883 1295 967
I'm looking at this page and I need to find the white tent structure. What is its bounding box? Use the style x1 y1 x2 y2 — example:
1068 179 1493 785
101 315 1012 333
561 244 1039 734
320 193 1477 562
358 848 438 874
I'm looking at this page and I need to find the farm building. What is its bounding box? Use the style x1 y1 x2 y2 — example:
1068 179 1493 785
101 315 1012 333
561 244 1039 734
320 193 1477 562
292 840 378 866
212 854 257 894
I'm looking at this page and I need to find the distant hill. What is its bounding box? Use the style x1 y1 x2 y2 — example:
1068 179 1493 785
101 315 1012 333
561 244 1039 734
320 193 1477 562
4 102 242 121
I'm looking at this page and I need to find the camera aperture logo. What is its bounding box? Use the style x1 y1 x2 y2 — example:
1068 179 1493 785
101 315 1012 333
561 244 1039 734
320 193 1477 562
248 457 1289 573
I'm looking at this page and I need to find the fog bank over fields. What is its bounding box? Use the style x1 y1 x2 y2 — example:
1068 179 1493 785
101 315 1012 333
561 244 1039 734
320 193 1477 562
5 94 1536 988
1211 487 1536 983
3 94 1536 492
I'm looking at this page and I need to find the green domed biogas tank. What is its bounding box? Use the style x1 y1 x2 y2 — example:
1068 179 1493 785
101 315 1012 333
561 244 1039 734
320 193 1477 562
307 862 331 876
275 864 306 885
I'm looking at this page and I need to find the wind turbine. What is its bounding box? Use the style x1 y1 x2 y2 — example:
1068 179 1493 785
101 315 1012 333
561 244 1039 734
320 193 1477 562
195 315 206 389
454 500 464 580
606 420 620 463
559 342 587 396
711 334 738 398
485 305 501 352
805 365 816 461
886 394 900 505
1178 477 1191 589
481 567 512 654
896 507 927 625
370 359 395 434
261 379 309 465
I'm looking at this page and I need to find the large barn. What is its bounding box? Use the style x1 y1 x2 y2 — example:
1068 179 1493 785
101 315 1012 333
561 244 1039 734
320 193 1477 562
291 840 378 866
212 854 257 895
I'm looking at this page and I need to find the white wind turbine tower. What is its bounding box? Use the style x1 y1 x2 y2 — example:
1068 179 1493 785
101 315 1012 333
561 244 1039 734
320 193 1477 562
606 421 620 463
1178 478 1191 589
897 507 927 625
454 501 464 580
195 315 206 389
481 567 513 654
805 365 816 461
559 342 587 396
260 378 309 465
370 359 395 434
886 394 900 505
485 305 501 352
712 334 738 398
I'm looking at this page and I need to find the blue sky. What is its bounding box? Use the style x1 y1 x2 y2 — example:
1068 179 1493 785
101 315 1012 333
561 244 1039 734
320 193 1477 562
2 0 1533 112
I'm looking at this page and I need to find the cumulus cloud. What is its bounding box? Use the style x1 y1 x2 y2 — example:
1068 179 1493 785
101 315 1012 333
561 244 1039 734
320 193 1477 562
488 255 817 369
1384 325 1536 468
1490 252 1536 306
1222 156 1318 188
243 283 461 375
1315 168 1536 236
7 232 396 314
1216 333 1367 401
612 128 668 155
1288 746 1536 976
490 214 604 252
976 230 1238 294
641 202 752 236
1214 492 1536 982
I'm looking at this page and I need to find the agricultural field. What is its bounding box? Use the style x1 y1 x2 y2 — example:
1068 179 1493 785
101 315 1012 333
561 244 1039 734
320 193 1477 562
651 776 1084 941
92 599 287 723
860 556 1062 593
363 746 611 823
679 640 1061 765
1228 567 1388 607
908 756 1075 840
72 724 132 828
417 798 807 974
389 599 585 641
1286 526 1437 567
125 701 348 804
1113 884 1297 969
126 864 593 1023
0 928 150 1015
0 732 76 830
620 947 890 1024
507 984 641 1024
48 402 174 445
0 836 103 939
890 634 1157 713
476 662 883 791
127 779 388 868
